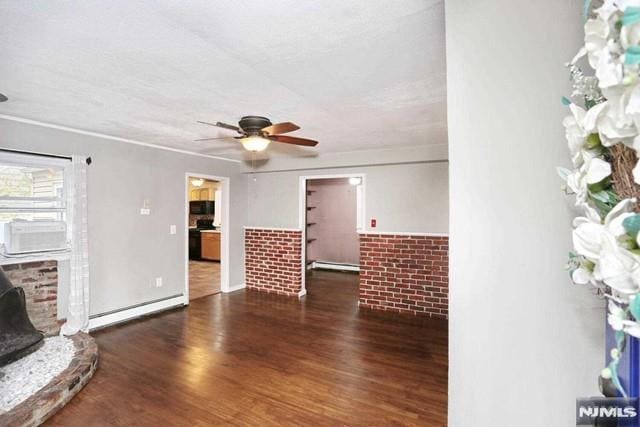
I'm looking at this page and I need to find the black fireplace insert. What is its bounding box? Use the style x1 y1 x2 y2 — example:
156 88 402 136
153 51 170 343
0 268 44 367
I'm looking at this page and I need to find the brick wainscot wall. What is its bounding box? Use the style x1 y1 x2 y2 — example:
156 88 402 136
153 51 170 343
245 227 303 297
3 260 61 335
359 233 449 319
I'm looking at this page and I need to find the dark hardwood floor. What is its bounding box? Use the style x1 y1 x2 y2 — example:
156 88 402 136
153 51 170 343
46 270 448 426
189 260 221 301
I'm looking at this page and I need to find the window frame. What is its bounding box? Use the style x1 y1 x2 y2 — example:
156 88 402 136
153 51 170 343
0 151 70 249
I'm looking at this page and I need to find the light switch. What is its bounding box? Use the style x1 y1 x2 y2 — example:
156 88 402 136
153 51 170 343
169 225 177 234
140 208 151 215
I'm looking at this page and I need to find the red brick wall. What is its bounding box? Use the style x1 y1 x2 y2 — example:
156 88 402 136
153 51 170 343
245 228 303 297
3 260 61 336
359 234 449 319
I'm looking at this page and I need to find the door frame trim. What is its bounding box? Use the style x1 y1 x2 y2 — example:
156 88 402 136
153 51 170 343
298 173 366 296
184 173 231 303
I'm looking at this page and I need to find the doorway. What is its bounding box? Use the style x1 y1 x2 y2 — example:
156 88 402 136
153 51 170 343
298 174 365 296
185 173 230 302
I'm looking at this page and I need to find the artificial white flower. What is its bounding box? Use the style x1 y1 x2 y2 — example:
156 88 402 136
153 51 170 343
573 199 640 294
595 235 640 293
607 299 640 337
585 17 612 69
582 99 637 147
566 157 612 204
563 104 589 167
572 266 597 285
608 300 628 330
596 48 624 88
626 83 640 120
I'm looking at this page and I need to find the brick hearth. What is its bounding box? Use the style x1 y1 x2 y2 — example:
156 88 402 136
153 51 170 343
0 333 98 427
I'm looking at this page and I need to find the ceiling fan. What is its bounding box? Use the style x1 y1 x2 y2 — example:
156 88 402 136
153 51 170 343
195 115 318 152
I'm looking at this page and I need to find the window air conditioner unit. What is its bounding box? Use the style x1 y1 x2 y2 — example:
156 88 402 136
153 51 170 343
4 220 68 255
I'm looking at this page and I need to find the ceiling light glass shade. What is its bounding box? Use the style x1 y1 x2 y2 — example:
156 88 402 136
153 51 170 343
191 178 204 187
349 177 362 186
240 136 270 152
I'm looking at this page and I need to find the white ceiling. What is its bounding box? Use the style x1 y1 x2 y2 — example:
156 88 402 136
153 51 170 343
0 0 446 161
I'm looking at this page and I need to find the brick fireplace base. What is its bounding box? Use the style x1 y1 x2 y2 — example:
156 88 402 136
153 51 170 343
0 333 98 427
3 260 61 336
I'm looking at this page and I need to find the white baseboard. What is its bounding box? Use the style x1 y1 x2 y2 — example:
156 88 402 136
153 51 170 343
88 295 186 331
298 288 307 298
224 283 246 293
310 261 360 272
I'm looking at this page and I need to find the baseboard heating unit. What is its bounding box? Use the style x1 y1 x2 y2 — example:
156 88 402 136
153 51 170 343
88 294 185 331
308 261 360 273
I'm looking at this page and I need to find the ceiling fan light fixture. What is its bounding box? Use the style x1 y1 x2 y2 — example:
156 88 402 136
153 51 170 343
240 136 270 152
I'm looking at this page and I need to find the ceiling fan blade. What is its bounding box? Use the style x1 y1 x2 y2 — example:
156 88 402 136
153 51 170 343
268 135 318 147
197 120 242 133
194 136 237 142
261 122 300 135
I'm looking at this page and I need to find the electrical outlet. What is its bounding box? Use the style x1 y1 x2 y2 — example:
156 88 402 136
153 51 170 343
155 277 163 288
169 225 177 234
140 208 151 215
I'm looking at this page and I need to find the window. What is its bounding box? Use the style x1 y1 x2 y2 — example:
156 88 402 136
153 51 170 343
0 151 69 248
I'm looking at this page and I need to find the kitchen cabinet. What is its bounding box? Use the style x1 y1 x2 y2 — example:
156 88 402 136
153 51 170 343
201 232 221 261
190 188 215 201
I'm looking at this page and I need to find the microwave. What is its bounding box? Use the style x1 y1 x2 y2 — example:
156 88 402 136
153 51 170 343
189 201 214 215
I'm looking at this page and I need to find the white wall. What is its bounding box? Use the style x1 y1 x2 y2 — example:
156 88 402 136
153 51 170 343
0 118 246 316
447 1 603 425
247 161 449 234
307 179 359 265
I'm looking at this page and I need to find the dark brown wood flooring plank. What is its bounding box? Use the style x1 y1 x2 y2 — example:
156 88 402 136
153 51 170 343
45 270 447 426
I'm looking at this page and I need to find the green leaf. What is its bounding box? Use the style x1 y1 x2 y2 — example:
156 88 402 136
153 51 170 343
585 133 602 149
592 198 613 217
588 177 612 193
630 297 640 321
556 167 571 181
623 7 640 26
623 214 640 239
589 188 619 217
590 191 610 203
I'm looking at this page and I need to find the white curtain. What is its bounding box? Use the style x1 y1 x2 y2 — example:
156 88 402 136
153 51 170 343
60 155 90 335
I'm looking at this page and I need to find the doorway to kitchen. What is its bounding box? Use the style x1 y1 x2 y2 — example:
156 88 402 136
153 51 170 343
298 174 365 298
185 173 229 301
